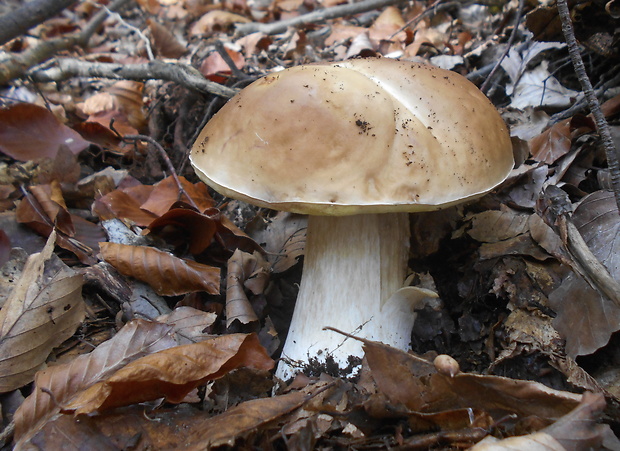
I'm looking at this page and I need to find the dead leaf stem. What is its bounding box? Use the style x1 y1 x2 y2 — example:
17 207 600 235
557 0 620 211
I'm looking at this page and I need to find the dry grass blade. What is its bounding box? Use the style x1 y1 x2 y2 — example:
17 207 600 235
0 231 85 393
100 242 220 296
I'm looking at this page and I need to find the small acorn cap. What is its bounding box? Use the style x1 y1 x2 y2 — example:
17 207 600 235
190 58 514 216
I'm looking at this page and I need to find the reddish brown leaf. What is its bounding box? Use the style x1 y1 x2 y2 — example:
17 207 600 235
529 120 572 164
140 176 215 217
79 81 146 131
199 47 246 83
225 249 270 326
63 333 274 414
100 242 220 296
0 104 89 161
147 18 187 58
147 208 218 254
93 189 158 225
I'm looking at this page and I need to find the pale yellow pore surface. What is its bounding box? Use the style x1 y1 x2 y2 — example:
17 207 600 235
190 59 513 215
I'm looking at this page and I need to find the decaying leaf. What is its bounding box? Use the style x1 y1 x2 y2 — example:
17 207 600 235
63 333 274 414
225 249 270 327
0 231 85 392
549 190 620 357
100 241 220 296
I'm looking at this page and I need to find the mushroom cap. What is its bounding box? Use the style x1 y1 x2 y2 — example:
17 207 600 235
191 58 514 215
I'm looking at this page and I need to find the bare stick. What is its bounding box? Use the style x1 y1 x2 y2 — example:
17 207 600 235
0 0 77 46
124 134 201 211
29 58 238 99
557 0 620 212
235 0 408 36
480 0 525 94
0 0 131 85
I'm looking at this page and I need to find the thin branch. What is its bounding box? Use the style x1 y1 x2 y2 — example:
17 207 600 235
557 0 620 211
235 0 409 36
0 0 78 46
480 0 525 94
0 0 132 85
29 58 238 99
124 134 201 211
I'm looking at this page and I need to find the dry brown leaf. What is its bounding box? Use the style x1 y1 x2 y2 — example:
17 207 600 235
549 190 620 357
225 249 270 327
100 242 220 296
183 390 307 449
364 341 582 420
146 18 187 58
199 47 246 83
140 176 214 217
78 81 146 131
247 212 306 273
93 189 158 226
147 208 218 255
63 333 274 414
13 319 179 446
190 10 250 36
0 231 85 393
0 103 89 161
157 307 217 344
529 119 572 164
466 205 531 244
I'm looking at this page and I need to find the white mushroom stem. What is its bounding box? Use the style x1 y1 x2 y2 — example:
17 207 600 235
276 212 432 380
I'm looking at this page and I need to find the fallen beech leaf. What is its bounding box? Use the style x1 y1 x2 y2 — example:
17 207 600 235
147 208 218 254
199 47 246 83
146 18 187 58
529 119 572 164
549 190 620 357
190 10 250 36
157 307 217 344
140 176 214 217
225 249 270 326
94 189 158 225
100 242 220 296
0 103 89 161
183 390 307 449
363 341 582 420
466 205 530 244
0 232 85 392
64 333 274 414
78 81 146 130
13 319 179 445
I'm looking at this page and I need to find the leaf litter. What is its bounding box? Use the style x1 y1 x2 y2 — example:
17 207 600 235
1 0 620 448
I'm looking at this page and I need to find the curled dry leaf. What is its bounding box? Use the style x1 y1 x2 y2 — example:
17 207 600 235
0 232 85 393
140 176 214 217
63 333 274 415
225 249 270 327
100 242 220 296
157 306 217 344
147 208 218 255
0 103 89 161
549 190 620 357
13 319 179 446
146 18 187 58
78 81 147 131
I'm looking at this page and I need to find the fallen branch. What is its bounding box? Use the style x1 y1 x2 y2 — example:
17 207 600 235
235 0 408 36
557 0 620 211
29 58 238 99
0 0 131 85
0 0 78 46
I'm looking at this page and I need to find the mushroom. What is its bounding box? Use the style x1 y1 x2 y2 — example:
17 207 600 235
190 58 514 380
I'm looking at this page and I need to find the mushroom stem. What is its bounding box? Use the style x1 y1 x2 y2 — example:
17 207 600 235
276 212 415 380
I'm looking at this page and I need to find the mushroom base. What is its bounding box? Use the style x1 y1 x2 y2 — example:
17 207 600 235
276 212 422 380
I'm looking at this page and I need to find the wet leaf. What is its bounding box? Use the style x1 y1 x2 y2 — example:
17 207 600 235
100 242 220 296
63 333 274 414
0 104 89 161
0 232 85 392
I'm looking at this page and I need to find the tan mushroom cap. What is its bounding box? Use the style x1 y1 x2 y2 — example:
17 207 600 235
191 58 514 215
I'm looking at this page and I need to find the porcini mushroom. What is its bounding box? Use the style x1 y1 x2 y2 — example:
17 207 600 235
190 58 514 380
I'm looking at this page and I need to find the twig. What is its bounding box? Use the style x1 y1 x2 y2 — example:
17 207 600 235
0 0 77 46
28 59 238 99
557 0 620 211
0 0 132 85
215 41 249 80
102 5 155 61
480 0 525 94
124 134 201 211
235 0 409 36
